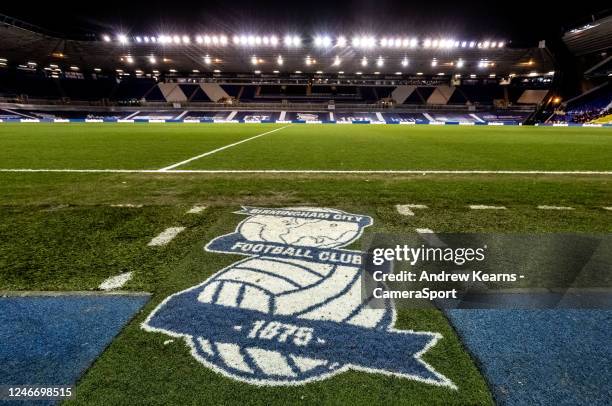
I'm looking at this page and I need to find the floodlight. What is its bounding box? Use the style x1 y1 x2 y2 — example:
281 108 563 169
498 41 505 48
361 57 368 67
270 36 278 46
196 36 203 44
273 70 279 73
263 36 269 45
469 41 476 48
251 56 258 65
376 57 384 67
401 58 409 67
277 55 283 65
135 36 142 43
255 36 262 45
117 34 129 44
233 35 240 44
126 56 134 64
204 55 212 64
352 37 360 47
424 39 432 48
284 35 293 46
173 35 181 44
333 56 341 66
337 36 347 47
491 41 497 48
380 38 388 47
456 59 464 68
322 36 332 47
102 34 111 42
461 41 467 48
292 36 301 46
431 59 438 67
248 35 255 45
212 36 220 44
395 72 402 75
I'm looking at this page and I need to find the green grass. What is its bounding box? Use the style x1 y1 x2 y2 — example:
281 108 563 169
0 123 610 171
0 123 284 169
1 123 611 405
182 125 612 170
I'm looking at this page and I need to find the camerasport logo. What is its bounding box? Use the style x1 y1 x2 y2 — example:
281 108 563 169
142 207 455 388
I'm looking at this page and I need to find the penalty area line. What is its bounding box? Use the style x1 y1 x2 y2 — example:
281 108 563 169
157 125 291 171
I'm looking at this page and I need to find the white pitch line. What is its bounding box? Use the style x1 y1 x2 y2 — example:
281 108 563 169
1 168 611 175
396 204 428 216
158 125 291 171
148 227 185 246
603 207 612 211
415 228 446 246
469 205 507 210
187 205 207 214
110 203 143 208
537 205 574 210
99 272 133 290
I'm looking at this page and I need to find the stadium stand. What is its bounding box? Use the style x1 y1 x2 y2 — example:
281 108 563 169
0 13 578 125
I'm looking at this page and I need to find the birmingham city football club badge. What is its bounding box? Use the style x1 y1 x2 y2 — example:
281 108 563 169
142 207 455 388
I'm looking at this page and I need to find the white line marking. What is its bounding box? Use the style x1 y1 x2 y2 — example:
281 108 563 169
469 205 507 210
537 205 574 210
110 204 143 208
396 204 428 216
99 272 133 290
1 168 611 175
148 227 185 246
415 228 446 246
158 125 291 171
603 207 612 211
187 205 207 214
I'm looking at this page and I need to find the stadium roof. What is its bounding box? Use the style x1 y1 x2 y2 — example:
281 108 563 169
0 19 554 78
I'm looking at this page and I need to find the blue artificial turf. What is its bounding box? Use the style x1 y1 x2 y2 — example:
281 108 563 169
0 294 149 404
446 309 612 405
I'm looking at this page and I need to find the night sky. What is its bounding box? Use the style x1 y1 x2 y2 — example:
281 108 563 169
1 1 610 45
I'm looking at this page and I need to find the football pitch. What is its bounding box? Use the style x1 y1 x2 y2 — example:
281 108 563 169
1 123 611 405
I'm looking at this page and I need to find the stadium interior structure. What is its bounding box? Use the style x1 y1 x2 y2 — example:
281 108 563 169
0 12 610 126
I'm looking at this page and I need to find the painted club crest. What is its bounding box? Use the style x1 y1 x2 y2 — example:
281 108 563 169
142 207 455 388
